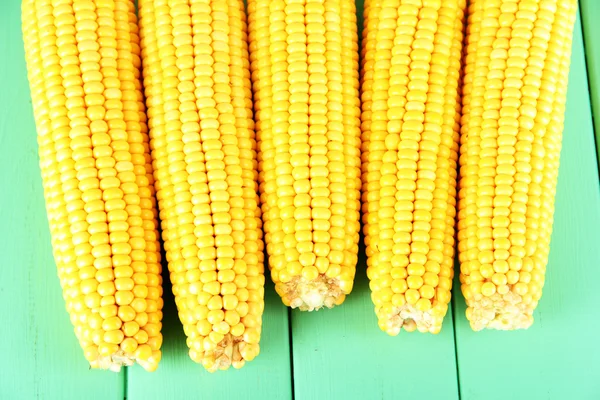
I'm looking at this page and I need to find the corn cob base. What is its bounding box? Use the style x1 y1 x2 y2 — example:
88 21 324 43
458 0 578 331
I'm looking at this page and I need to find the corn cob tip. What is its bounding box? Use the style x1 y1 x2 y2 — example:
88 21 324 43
377 305 446 336
96 352 133 373
89 349 160 373
190 334 259 373
466 292 534 331
279 275 347 312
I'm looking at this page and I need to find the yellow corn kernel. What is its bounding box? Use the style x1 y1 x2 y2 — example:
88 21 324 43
22 0 163 371
139 0 265 371
361 0 466 335
457 0 578 330
248 0 361 311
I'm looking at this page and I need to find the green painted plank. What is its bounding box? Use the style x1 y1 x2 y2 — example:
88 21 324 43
127 278 292 400
453 14 600 400
580 0 600 167
290 262 460 400
0 2 124 399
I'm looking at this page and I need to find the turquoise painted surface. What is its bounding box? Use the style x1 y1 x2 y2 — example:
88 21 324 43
0 1 598 399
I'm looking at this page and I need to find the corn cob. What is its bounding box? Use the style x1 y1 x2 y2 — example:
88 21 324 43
457 0 578 331
22 0 163 371
139 0 265 371
248 0 362 311
361 0 465 334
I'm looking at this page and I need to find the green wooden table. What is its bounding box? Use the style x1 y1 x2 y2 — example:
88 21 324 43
1 1 599 399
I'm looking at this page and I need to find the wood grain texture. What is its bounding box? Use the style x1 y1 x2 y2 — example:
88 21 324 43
126 274 292 400
0 2 124 399
452 14 600 400
580 0 600 167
